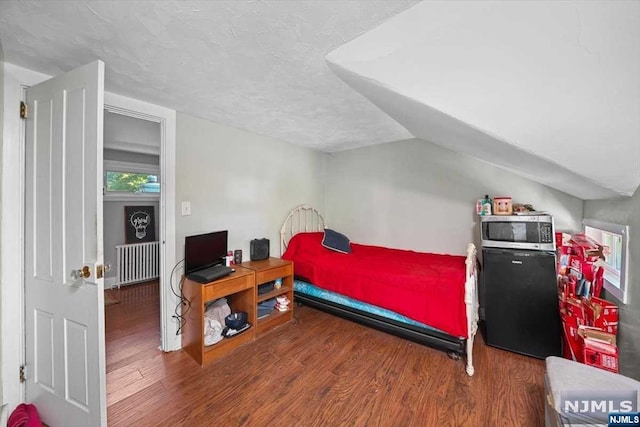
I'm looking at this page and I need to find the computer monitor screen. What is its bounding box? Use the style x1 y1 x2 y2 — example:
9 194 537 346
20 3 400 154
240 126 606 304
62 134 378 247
184 230 228 275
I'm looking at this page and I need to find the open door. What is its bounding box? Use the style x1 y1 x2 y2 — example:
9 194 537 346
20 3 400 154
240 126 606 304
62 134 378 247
24 60 106 426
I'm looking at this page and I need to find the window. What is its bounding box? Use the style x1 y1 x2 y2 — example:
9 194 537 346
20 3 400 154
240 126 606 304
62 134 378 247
583 218 629 304
104 160 160 200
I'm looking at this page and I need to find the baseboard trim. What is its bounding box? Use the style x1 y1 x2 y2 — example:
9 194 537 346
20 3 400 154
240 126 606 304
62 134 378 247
105 277 117 289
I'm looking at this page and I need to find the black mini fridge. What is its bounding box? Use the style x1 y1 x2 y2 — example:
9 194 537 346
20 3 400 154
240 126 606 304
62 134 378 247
483 248 561 359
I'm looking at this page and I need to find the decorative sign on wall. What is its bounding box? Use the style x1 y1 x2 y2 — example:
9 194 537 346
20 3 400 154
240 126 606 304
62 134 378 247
124 206 156 244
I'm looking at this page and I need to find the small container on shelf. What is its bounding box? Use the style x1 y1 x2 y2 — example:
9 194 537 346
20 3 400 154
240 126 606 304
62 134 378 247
477 195 492 216
493 197 512 215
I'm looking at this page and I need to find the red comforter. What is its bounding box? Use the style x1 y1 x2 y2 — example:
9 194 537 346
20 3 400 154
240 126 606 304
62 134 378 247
282 232 468 338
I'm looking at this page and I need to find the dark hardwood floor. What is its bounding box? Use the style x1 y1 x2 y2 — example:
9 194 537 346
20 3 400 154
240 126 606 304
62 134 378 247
106 282 545 426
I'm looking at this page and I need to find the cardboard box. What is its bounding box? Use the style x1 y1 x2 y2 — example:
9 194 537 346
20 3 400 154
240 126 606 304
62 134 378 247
555 232 564 250
567 275 577 298
558 250 571 276
560 232 571 246
557 277 567 310
561 311 583 362
577 325 616 346
569 257 597 283
592 266 605 298
565 297 585 325
583 343 619 373
597 322 618 335
569 233 604 261
585 296 619 333
589 296 619 322
578 326 618 373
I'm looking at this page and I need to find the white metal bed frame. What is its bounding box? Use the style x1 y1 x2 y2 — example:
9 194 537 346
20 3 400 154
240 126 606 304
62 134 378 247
280 204 479 376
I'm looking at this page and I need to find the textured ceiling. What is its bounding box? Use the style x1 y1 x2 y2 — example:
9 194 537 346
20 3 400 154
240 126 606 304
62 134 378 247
2 0 638 199
0 0 415 152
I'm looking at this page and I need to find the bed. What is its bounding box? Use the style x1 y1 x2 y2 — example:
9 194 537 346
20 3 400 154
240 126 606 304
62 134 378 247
280 205 479 376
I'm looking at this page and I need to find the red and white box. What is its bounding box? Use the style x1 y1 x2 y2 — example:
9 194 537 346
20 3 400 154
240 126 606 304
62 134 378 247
569 233 603 262
578 326 618 373
565 297 586 326
585 296 619 335
561 310 583 362
588 296 619 322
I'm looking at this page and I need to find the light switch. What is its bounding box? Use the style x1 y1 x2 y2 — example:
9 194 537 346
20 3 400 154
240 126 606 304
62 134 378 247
181 201 191 216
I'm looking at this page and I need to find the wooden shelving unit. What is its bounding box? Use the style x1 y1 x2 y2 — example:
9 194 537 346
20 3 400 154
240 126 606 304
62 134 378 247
239 258 294 337
181 259 294 366
181 266 256 366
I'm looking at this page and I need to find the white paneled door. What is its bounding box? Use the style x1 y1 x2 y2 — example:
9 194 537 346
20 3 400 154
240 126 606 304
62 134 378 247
24 60 106 426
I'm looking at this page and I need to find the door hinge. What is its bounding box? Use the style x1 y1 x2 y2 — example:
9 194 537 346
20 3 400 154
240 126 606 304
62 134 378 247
19 365 26 383
20 101 28 119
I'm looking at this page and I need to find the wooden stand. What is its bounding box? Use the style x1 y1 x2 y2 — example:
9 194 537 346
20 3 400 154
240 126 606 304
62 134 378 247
181 259 294 366
181 266 256 366
239 258 294 337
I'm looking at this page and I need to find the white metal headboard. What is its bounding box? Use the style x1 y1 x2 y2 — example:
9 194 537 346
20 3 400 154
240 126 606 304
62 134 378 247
280 205 326 256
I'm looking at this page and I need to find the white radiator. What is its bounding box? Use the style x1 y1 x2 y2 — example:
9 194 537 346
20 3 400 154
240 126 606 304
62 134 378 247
115 241 160 287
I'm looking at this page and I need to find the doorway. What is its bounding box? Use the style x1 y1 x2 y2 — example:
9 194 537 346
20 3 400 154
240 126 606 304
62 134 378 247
104 92 179 354
102 110 161 293
102 110 163 392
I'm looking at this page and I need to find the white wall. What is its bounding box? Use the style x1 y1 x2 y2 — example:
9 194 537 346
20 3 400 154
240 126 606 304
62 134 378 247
326 138 583 255
104 111 161 154
0 36 5 412
584 188 640 380
175 113 326 272
1 63 51 425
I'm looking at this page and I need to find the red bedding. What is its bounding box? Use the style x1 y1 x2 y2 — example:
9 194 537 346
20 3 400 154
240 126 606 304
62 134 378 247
282 232 468 338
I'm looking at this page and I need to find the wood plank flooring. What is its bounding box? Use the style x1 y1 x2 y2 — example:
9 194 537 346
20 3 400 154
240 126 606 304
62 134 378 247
106 281 545 426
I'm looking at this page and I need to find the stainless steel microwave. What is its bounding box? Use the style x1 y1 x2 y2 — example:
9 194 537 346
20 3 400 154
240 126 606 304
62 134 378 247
480 215 555 250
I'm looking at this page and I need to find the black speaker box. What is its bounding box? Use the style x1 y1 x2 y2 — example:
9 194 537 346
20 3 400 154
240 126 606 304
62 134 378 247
250 238 270 261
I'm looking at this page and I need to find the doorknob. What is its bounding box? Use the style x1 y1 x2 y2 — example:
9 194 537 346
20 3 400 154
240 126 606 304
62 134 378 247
71 266 91 280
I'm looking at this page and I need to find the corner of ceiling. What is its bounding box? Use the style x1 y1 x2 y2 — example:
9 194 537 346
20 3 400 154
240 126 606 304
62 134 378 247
324 2 640 201
325 55 633 200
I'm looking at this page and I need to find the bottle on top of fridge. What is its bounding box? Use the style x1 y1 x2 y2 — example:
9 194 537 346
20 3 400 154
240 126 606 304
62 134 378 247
482 195 492 216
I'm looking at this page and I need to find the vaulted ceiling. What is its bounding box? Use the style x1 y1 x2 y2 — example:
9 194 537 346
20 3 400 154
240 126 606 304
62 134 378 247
326 1 640 199
1 1 638 199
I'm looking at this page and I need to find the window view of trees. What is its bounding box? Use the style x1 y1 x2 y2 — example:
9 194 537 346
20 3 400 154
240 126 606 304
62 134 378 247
106 171 159 193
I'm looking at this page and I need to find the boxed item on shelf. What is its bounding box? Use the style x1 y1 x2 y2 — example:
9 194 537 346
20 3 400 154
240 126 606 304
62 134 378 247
559 297 620 371
557 277 567 310
569 233 603 261
555 232 571 251
564 297 585 325
584 296 619 335
578 326 619 373
561 309 583 362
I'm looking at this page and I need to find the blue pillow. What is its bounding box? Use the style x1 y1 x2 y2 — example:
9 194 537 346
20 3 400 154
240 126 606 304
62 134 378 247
322 229 351 254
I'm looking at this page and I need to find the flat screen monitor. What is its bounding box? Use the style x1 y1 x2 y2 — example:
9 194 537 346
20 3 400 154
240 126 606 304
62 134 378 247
184 230 228 275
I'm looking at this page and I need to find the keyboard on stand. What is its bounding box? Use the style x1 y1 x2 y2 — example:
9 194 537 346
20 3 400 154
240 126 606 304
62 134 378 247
187 264 234 283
